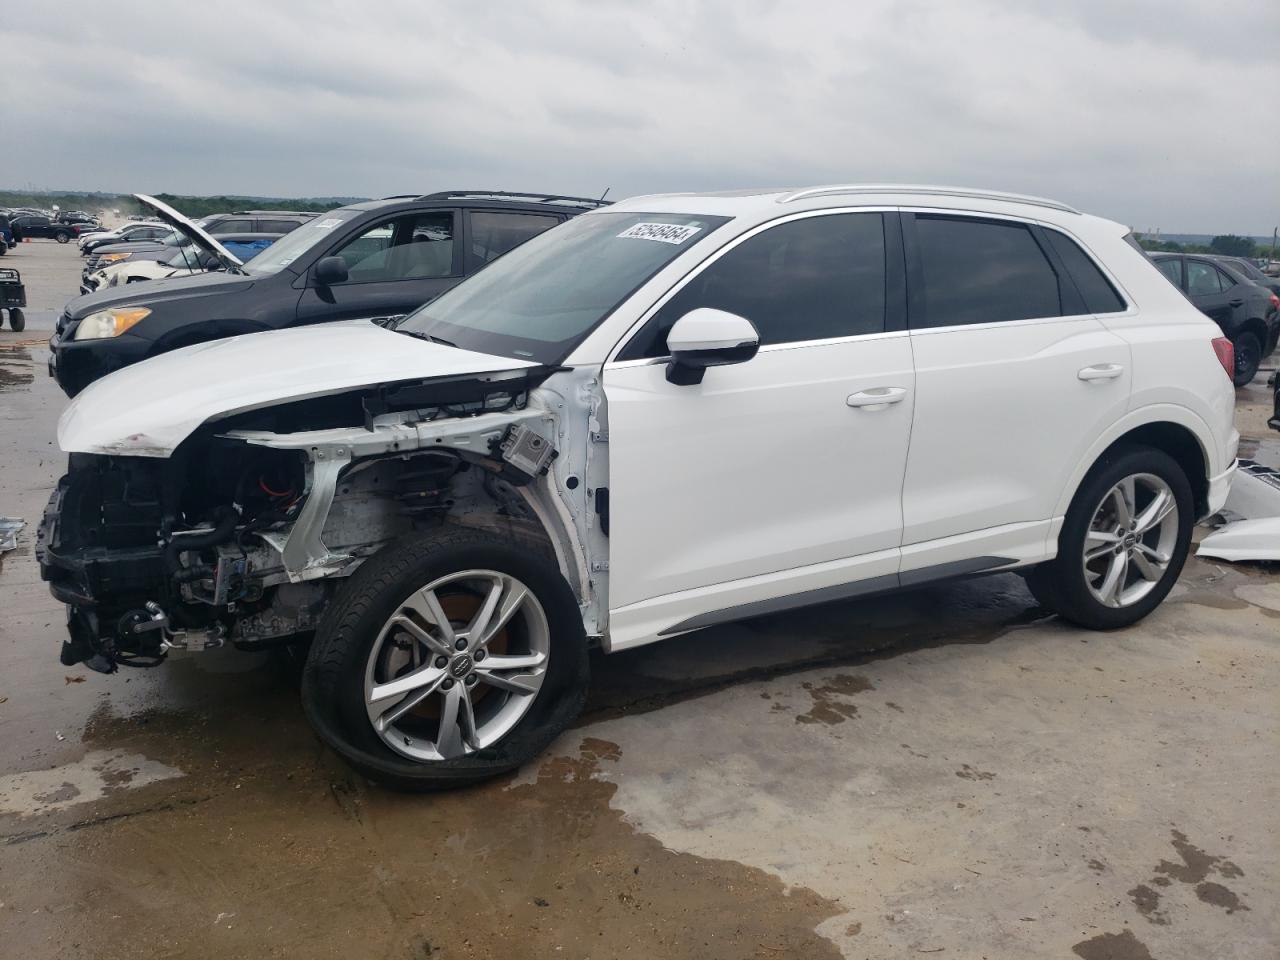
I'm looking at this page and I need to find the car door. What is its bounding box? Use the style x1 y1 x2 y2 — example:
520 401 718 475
1184 258 1234 328
898 212 1133 570
294 210 461 326
603 210 914 635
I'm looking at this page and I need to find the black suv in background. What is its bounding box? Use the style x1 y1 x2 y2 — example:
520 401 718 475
49 191 607 396
1151 253 1279 386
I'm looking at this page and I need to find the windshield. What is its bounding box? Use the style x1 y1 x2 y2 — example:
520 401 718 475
397 211 730 363
243 209 358 276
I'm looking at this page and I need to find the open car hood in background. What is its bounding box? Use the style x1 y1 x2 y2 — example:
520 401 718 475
133 194 242 271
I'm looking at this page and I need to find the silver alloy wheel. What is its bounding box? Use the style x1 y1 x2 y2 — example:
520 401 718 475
363 569 550 763
1082 473 1179 609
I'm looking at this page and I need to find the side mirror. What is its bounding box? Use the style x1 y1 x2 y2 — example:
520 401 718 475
664 308 760 385
314 256 349 286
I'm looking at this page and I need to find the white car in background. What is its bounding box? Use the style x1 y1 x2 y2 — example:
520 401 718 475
90 234 279 288
41 184 1238 791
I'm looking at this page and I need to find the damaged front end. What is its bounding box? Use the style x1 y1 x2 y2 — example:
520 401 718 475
38 366 591 674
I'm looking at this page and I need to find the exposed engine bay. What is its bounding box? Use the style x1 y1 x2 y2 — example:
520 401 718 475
38 366 609 673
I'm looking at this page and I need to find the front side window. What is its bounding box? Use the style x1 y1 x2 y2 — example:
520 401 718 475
330 213 455 283
1186 261 1225 296
623 212 887 358
397 211 730 364
914 215 1061 327
469 211 561 265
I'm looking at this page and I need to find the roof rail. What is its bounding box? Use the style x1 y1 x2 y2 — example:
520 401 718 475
414 190 612 209
777 184 1081 215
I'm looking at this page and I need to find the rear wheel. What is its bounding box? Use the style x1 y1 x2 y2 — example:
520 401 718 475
8 308 24 332
302 527 588 791
1231 331 1261 387
1025 446 1192 630
54 231 71 244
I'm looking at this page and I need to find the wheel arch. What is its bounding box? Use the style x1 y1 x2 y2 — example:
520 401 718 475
1053 407 1216 522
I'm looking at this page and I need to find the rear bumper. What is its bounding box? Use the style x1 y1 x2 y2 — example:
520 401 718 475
1206 460 1237 518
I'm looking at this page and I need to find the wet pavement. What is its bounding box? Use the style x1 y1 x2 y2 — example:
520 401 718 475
1 242 1277 959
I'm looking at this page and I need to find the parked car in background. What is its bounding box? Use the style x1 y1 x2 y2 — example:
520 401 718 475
8 214 90 243
58 211 100 227
1150 253 1278 385
49 190 607 395
1204 254 1280 300
82 215 312 289
38 185 1239 790
80 221 172 255
88 233 280 290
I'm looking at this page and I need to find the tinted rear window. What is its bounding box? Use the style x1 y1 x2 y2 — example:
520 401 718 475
914 216 1060 327
1043 229 1126 313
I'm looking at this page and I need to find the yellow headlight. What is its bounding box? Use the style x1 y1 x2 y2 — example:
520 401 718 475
97 253 129 263
73 307 152 340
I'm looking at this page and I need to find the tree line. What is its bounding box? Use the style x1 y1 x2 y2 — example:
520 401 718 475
1135 233 1264 258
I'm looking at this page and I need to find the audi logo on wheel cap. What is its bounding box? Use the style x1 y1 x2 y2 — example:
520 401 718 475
450 654 473 678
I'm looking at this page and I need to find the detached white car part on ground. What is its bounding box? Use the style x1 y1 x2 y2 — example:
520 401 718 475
41 184 1238 790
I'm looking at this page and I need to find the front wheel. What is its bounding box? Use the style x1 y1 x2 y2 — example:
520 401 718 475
301 527 588 791
1232 331 1261 387
1026 446 1192 630
7 308 24 332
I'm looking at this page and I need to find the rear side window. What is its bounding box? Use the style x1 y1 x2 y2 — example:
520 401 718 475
1043 229 1126 313
209 218 253 233
257 218 302 233
470 211 561 265
627 212 886 356
1186 261 1225 296
913 216 1060 327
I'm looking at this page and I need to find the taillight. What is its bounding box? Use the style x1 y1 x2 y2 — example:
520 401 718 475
1211 337 1234 379
1269 293 1279 311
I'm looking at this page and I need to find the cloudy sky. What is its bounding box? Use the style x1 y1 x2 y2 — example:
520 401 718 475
4 0 1277 233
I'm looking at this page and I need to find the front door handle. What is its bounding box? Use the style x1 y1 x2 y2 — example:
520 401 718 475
1078 363 1125 382
847 386 907 409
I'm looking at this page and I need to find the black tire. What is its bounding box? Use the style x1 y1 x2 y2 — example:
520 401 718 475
54 231 71 244
1025 445 1193 631
8 308 24 332
301 526 588 792
0 242 7 256
1231 331 1261 387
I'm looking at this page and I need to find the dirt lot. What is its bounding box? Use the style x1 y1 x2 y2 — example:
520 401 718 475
1 241 1277 960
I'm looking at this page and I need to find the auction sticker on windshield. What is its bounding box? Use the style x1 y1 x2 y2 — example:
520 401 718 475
617 222 703 244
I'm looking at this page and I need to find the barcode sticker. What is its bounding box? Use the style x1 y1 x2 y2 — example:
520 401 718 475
617 222 702 245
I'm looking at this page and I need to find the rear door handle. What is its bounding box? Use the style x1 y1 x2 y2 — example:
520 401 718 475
1228 298 1244 307
847 386 907 409
1078 363 1125 382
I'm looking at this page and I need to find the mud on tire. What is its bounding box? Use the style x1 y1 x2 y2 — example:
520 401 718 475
301 526 588 792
